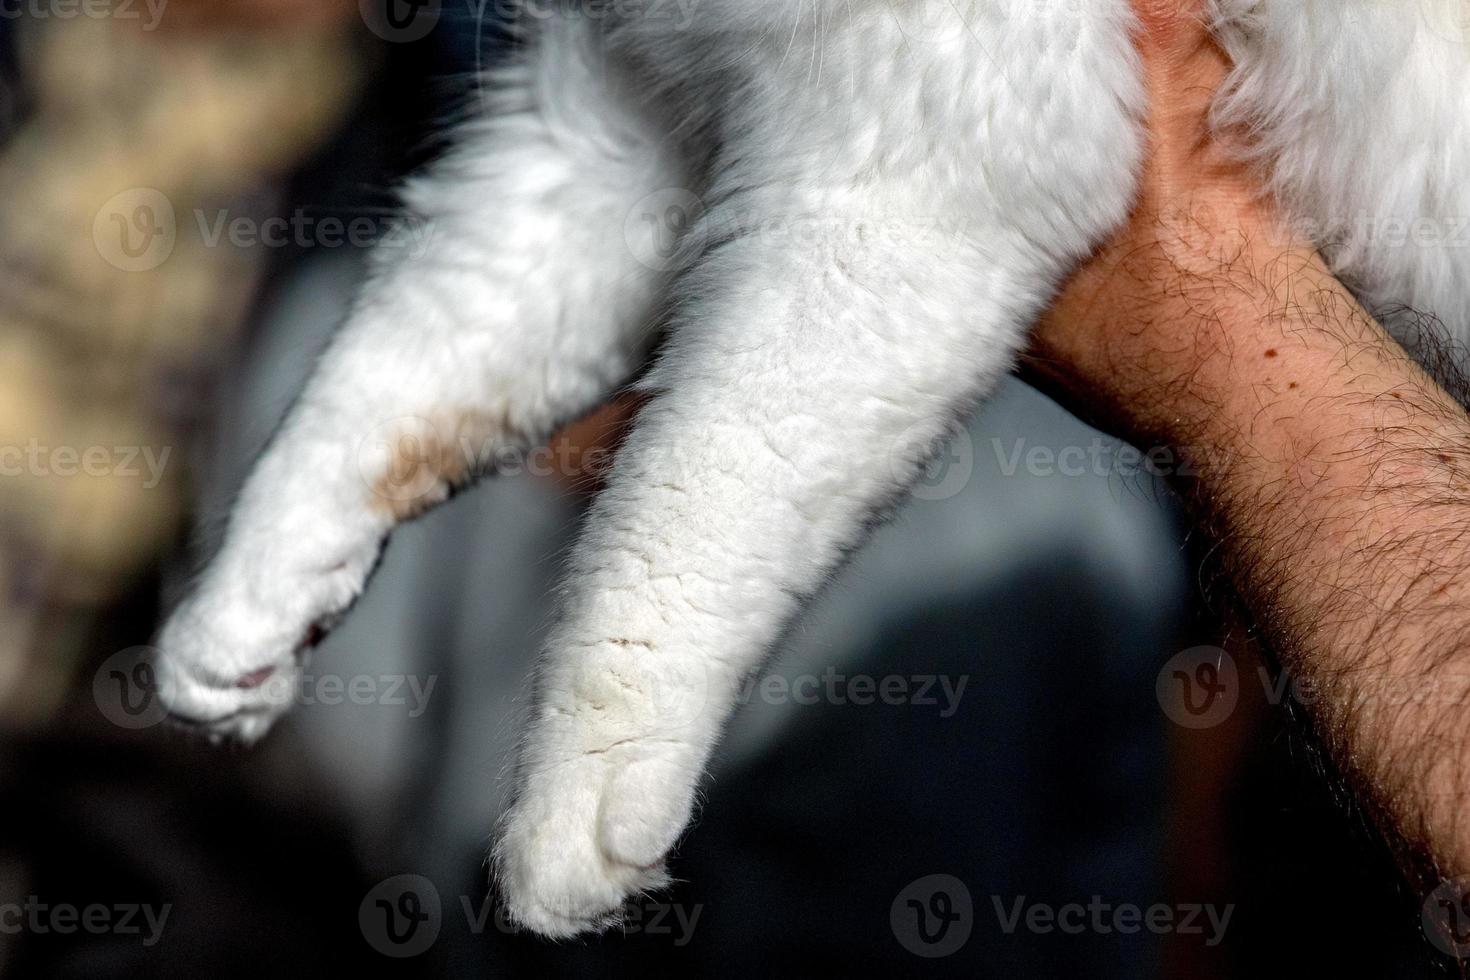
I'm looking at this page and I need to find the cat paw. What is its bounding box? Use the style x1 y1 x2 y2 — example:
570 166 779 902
153 599 305 744
154 539 379 742
494 739 702 938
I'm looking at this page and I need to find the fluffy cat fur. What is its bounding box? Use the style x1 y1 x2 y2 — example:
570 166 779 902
154 0 1470 937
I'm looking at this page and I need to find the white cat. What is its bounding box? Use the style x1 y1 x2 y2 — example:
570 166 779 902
154 0 1470 937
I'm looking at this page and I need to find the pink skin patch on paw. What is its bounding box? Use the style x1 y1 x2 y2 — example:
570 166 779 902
235 620 326 689
235 665 277 689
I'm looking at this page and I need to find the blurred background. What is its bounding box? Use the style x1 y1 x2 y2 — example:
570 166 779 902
0 3 1449 977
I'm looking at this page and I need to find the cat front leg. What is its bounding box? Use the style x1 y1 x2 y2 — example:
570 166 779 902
154 19 691 742
494 205 1066 935
492 0 1150 936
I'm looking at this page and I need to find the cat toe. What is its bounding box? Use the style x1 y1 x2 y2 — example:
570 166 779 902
495 809 670 938
494 743 698 939
153 601 301 743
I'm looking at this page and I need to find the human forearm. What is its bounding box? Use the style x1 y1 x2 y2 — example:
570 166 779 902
1047 209 1470 875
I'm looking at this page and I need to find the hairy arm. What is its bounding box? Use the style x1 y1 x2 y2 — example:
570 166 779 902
1031 1 1470 881
1051 221 1470 875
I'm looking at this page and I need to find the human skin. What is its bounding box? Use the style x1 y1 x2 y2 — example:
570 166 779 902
1030 0 1470 883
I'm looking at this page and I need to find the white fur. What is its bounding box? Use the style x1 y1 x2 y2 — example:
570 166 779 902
1212 0 1470 350
155 0 1470 938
